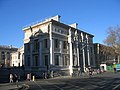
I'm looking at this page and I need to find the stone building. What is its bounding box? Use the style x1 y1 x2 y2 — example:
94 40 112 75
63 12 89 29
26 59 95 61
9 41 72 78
0 45 18 68
23 15 95 76
94 43 120 68
11 46 24 67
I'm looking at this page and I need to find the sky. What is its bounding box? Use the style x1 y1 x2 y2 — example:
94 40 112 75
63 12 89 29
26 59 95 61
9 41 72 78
0 0 120 48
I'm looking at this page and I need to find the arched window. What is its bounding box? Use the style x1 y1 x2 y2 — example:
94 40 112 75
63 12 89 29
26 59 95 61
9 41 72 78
7 52 10 60
22 53 24 65
1 52 5 60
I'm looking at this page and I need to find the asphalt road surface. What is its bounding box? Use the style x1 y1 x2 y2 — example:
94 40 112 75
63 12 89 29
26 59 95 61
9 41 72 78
23 72 120 90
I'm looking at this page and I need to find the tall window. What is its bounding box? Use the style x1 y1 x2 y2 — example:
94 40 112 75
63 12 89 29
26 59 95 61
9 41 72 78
63 41 67 49
44 55 48 66
55 55 59 65
27 56 30 67
34 56 38 66
73 55 75 66
90 47 93 53
7 52 10 60
18 52 20 59
22 53 24 65
65 56 68 65
54 39 59 48
25 43 30 52
63 56 68 66
34 40 39 51
1 52 5 60
27 43 30 51
44 39 48 48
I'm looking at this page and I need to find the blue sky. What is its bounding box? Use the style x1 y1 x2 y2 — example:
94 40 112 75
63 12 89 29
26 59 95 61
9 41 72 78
0 0 120 48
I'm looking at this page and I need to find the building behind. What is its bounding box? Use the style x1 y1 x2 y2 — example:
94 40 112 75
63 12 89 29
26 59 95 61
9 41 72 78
0 45 18 68
94 43 120 69
11 46 24 67
23 15 95 76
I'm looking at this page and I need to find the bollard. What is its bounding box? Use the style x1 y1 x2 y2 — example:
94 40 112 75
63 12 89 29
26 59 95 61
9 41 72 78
32 76 35 81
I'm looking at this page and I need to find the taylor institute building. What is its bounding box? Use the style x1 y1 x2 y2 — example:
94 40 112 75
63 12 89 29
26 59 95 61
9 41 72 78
23 15 95 76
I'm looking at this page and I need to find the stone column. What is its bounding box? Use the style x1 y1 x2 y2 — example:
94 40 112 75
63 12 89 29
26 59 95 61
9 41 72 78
81 32 86 72
87 47 90 66
86 35 90 66
30 41 33 67
75 30 79 66
91 45 95 67
60 40 62 66
68 28 73 76
49 22 53 65
39 40 42 66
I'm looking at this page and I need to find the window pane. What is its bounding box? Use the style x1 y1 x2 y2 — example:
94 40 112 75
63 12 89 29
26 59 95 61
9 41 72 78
34 40 39 51
45 55 48 66
27 56 30 66
1 52 5 60
54 39 59 48
35 56 38 66
7 52 10 60
44 39 48 48
55 55 59 65
63 41 67 49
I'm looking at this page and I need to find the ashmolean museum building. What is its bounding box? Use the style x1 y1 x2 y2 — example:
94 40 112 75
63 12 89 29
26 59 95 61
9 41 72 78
23 15 95 76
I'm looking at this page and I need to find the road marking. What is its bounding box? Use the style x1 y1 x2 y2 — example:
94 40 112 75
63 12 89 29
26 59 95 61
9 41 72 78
45 81 64 90
33 81 45 90
113 84 120 90
53 80 85 90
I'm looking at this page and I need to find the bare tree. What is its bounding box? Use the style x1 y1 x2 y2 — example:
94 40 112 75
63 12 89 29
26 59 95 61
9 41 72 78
103 25 120 64
104 25 120 55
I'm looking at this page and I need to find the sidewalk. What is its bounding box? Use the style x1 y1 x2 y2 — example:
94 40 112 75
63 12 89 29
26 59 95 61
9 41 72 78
49 72 90 80
50 72 109 80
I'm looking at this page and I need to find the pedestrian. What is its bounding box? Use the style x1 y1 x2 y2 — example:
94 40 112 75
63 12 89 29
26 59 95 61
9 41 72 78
88 66 92 77
18 75 20 82
43 72 45 79
9 74 13 83
14 74 18 82
114 67 116 73
27 73 31 81
45 72 47 79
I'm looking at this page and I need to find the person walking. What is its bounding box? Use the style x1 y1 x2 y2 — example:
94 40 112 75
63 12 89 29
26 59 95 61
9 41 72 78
88 66 92 78
14 74 18 82
9 74 13 83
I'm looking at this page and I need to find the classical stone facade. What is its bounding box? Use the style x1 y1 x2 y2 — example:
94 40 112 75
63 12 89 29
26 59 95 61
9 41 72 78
11 46 24 67
0 45 18 68
23 15 95 76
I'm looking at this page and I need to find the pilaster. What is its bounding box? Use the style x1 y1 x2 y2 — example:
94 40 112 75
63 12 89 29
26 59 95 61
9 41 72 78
49 22 53 65
68 28 73 75
86 35 90 66
39 40 42 66
81 32 86 72
30 41 33 67
60 40 62 66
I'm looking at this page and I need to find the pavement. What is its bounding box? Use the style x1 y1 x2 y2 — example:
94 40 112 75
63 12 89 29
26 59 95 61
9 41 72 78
0 82 29 90
0 72 115 90
0 73 89 90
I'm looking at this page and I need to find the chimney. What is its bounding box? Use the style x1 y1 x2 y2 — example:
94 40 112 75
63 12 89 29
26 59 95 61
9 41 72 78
46 15 61 22
69 23 78 29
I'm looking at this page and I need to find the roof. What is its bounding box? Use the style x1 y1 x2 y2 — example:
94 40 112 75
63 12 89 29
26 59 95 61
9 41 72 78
23 16 94 37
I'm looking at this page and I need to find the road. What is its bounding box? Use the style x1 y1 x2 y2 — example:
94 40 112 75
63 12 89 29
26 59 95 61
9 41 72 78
23 72 120 90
